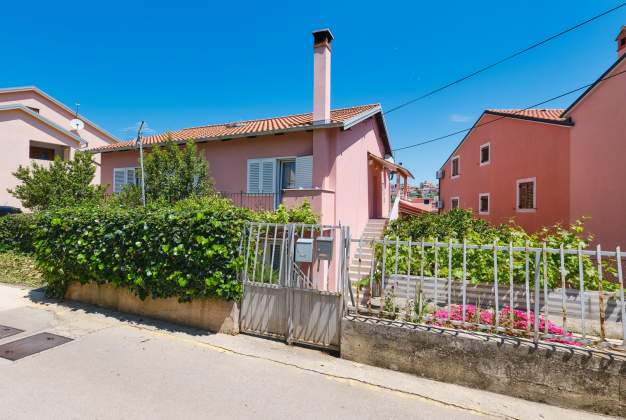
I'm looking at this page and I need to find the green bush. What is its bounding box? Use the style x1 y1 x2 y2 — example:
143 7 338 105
33 197 248 300
374 210 615 291
0 214 35 253
0 251 43 288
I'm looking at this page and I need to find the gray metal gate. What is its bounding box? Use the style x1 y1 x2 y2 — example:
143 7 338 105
239 222 350 350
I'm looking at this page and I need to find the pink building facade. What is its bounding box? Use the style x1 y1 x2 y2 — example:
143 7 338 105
438 28 626 248
92 30 408 240
0 87 118 208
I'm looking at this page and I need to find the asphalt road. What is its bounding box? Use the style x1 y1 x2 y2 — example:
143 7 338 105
0 284 608 420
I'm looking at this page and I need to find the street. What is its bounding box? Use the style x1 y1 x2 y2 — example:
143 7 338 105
0 284 609 420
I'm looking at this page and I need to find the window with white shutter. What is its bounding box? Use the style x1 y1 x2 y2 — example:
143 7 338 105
247 159 276 193
295 155 313 188
113 167 139 193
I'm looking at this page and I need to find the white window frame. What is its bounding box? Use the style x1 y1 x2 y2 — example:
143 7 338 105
450 197 460 210
478 193 490 215
113 167 139 193
516 177 536 213
451 156 460 179
479 142 491 166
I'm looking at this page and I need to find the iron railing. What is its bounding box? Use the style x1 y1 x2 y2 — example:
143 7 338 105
217 191 276 211
349 238 626 352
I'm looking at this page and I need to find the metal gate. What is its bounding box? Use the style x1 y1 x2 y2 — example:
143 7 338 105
239 222 350 350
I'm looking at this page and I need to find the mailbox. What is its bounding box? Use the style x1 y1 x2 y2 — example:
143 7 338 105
295 238 314 262
315 236 333 260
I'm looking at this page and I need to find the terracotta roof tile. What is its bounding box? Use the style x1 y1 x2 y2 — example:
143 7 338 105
90 104 380 153
486 108 567 122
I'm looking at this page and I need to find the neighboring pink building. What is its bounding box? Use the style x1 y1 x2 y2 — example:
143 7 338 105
90 29 412 239
438 27 626 248
0 87 119 208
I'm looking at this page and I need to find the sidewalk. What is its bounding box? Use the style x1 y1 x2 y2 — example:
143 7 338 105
0 284 612 420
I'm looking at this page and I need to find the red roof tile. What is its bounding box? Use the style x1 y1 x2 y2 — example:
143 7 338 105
485 108 567 122
90 104 380 153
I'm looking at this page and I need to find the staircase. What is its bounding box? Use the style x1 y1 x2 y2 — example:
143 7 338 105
348 219 387 295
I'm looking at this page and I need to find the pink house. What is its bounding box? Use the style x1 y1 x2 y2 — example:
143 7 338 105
0 87 118 208
91 29 412 239
438 26 626 248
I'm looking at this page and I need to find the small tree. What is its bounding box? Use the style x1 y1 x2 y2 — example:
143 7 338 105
9 151 105 211
143 137 214 204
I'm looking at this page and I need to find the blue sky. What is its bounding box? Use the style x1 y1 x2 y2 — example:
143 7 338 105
1 1 624 182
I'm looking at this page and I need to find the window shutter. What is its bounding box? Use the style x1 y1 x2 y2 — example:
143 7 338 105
126 168 136 186
247 160 261 193
113 168 126 193
261 160 275 193
295 155 313 189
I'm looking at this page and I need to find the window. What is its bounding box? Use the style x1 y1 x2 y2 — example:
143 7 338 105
423 199 430 205
451 197 459 209
280 160 296 189
113 167 139 193
247 155 313 194
247 159 276 193
479 193 489 215
29 145 55 161
480 143 490 166
516 178 536 212
451 156 460 178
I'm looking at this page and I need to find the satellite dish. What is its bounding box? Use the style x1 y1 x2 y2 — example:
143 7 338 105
70 118 85 131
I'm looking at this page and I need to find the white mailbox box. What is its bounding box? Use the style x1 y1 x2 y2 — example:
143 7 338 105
295 238 314 262
315 236 333 260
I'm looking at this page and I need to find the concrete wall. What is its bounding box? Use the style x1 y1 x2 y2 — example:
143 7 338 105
66 282 239 335
439 114 570 233
341 316 626 416
568 58 626 249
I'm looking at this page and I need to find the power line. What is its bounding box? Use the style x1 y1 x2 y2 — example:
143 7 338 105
384 2 626 116
392 68 626 152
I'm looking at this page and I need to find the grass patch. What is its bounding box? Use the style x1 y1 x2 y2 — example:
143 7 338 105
0 251 43 288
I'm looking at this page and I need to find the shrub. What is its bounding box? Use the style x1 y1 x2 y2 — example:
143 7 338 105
9 151 105 211
142 138 214 204
0 251 43 288
257 200 318 224
33 197 248 300
0 214 35 253
376 210 615 291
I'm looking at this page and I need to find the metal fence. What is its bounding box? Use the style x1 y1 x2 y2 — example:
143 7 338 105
349 238 626 351
217 191 276 211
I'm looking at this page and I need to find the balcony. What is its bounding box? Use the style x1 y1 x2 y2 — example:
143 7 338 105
216 192 276 212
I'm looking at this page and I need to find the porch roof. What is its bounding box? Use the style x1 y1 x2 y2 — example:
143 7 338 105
367 152 414 179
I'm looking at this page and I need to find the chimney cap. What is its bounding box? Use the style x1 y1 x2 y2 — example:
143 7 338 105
312 28 334 46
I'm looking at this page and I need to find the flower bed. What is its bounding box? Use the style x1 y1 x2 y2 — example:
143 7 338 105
431 304 582 346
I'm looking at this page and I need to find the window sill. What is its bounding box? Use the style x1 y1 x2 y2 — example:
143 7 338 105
516 208 536 213
479 161 490 167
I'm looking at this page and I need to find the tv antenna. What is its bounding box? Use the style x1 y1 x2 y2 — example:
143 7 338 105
69 102 84 131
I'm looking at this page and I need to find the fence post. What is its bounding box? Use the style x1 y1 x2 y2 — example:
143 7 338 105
559 244 567 334
616 246 625 349
533 251 541 343
462 239 467 326
597 244 606 340
493 239 499 330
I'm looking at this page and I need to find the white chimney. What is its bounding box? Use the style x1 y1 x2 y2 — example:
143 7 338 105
312 29 333 124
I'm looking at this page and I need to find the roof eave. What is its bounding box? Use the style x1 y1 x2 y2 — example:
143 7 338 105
340 105 393 156
484 110 574 127
90 121 345 154
0 104 85 145
0 86 120 143
561 52 626 118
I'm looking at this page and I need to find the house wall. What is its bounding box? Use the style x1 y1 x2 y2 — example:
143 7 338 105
0 110 79 207
0 90 117 184
439 114 570 233
334 118 389 240
568 59 626 249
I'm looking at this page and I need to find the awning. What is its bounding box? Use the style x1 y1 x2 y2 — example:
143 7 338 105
367 152 414 179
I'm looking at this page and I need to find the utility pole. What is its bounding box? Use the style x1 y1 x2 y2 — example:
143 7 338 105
136 121 146 206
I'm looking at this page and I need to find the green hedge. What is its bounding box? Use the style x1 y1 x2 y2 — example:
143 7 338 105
372 209 615 291
0 214 35 253
33 197 249 300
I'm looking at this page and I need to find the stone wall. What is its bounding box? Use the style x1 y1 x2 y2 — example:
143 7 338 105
66 282 239 334
341 315 626 416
